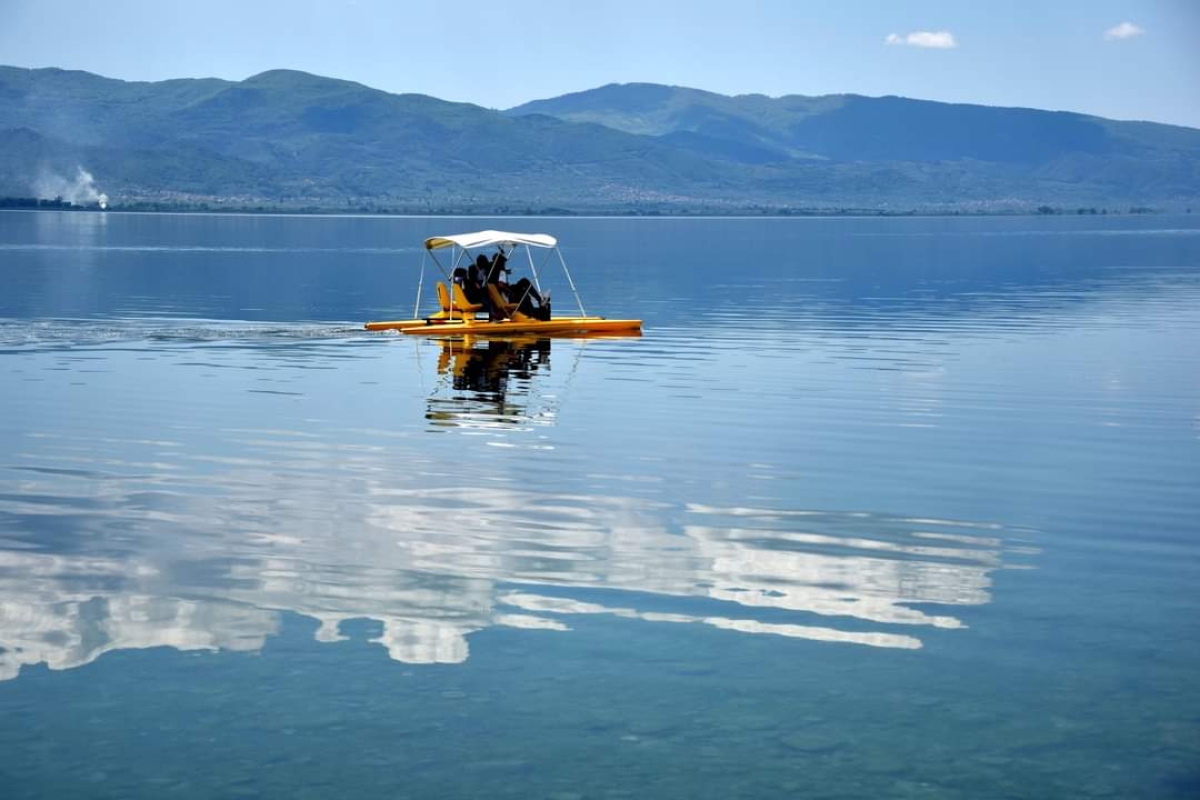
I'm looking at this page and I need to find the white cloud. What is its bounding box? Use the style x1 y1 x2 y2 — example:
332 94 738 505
885 30 958 49
1104 21 1144 40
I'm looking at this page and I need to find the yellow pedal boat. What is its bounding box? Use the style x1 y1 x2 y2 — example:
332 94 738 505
364 230 642 337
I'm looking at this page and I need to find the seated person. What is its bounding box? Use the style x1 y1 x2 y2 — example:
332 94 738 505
470 254 490 288
458 262 485 305
488 267 551 321
439 267 483 315
490 249 509 277
508 277 548 316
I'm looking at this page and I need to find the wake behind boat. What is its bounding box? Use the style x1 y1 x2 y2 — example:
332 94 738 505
364 230 642 336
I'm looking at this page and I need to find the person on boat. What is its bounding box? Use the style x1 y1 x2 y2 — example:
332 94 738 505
486 256 551 321
523 283 551 320
470 254 490 289
509 279 551 321
459 258 486 305
490 249 509 279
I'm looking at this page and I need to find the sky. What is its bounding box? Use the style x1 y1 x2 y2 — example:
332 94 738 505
1 0 1199 128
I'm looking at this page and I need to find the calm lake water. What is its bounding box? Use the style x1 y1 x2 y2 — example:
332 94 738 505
1 210 1198 798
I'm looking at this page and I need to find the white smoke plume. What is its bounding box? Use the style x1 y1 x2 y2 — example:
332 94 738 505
34 166 109 209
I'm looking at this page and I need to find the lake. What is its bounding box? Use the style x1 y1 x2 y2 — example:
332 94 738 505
1 210 1198 799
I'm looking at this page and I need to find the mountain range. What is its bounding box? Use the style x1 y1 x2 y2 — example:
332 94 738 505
1 66 1198 213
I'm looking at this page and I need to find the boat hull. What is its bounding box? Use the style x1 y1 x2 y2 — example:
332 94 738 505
365 318 447 332
365 317 642 337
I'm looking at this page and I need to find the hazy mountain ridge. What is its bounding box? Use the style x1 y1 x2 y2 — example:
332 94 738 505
1 67 1197 212
508 83 1200 163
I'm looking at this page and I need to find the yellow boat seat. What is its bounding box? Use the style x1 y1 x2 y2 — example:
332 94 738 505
451 282 484 313
428 281 484 320
487 283 541 323
486 283 517 318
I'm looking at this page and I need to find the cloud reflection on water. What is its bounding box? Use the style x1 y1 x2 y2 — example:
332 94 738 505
0 433 1035 678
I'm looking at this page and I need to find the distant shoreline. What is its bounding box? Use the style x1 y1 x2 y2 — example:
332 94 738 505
0 197 1178 218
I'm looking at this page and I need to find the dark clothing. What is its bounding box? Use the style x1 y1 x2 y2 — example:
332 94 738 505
462 278 485 305
452 267 484 305
472 256 490 285
507 278 550 320
507 277 542 306
491 251 508 277
481 253 551 320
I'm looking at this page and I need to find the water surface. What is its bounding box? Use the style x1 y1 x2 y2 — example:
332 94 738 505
1 211 1198 798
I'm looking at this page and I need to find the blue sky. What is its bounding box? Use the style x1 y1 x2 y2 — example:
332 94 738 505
2 0 1198 128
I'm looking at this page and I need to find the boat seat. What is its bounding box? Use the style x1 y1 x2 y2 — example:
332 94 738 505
488 283 546 323
427 281 484 320
451 282 485 313
486 283 518 319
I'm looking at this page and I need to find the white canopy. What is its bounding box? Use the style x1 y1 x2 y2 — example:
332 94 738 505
424 230 558 251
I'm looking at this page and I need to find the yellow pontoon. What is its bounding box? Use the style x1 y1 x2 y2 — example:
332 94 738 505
364 230 642 336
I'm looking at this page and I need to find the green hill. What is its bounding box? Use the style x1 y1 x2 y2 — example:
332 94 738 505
2 67 1197 212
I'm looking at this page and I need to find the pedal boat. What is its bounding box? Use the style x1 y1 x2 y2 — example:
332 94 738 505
364 230 642 336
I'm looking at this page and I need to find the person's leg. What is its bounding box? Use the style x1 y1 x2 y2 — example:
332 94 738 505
512 278 542 305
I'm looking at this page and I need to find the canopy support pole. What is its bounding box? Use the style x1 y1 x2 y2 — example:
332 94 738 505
525 246 539 289
556 248 586 317
428 250 453 319
413 251 428 319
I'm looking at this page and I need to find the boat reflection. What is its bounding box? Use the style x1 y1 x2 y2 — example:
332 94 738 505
425 336 553 431
423 330 639 433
